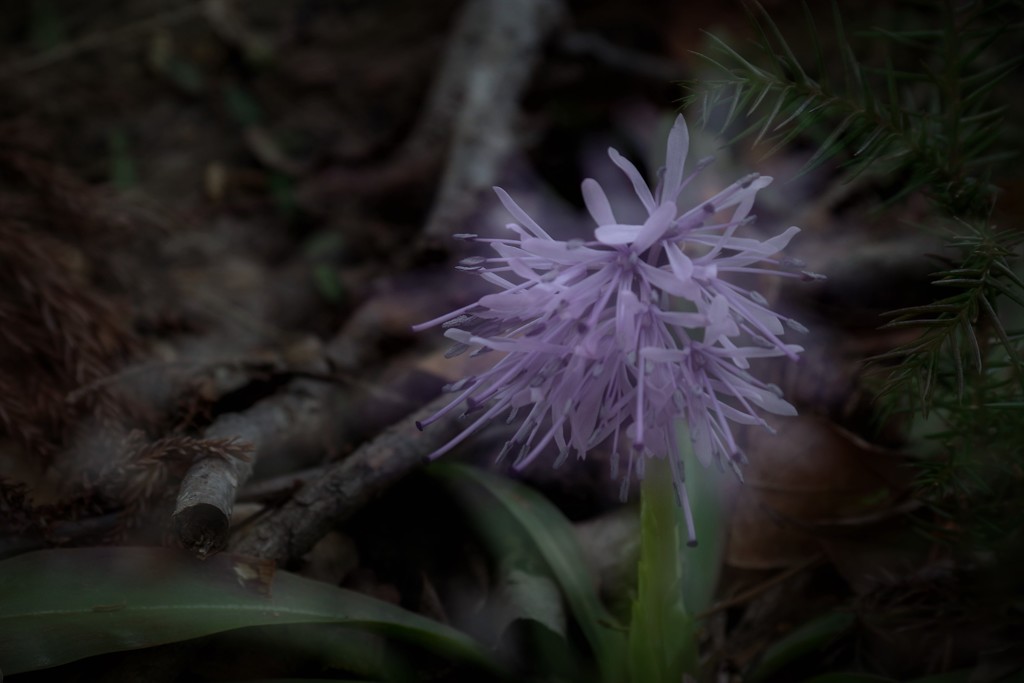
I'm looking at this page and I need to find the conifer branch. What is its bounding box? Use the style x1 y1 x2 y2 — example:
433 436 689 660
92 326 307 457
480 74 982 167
690 0 1022 414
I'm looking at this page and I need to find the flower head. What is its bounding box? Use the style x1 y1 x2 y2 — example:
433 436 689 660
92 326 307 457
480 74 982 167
415 115 821 543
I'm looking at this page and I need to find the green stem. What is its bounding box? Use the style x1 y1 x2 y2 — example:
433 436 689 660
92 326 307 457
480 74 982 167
628 457 699 682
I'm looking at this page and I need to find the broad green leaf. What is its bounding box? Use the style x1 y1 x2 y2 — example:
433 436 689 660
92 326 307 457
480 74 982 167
496 565 578 682
798 672 974 683
0 547 498 676
909 671 970 683
907 671 974 683
498 566 567 638
747 611 855 682
799 674 895 683
432 463 627 682
213 622 414 681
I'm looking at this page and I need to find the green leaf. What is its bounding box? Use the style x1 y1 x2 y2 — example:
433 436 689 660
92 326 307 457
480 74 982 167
231 679 379 683
799 674 896 683
207 622 415 681
498 566 567 638
0 547 498 676
495 564 579 680
746 611 855 682
905 669 973 683
432 463 627 682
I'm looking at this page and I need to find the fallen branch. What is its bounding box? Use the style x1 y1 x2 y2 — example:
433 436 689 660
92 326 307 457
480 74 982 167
422 0 566 240
230 393 465 564
173 367 445 558
173 380 331 558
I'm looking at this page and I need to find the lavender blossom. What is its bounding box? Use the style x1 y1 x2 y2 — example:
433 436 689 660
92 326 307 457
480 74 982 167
415 115 821 543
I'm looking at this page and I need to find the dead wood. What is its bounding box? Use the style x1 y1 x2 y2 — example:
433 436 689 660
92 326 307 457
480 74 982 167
173 379 329 558
229 392 465 564
421 0 566 241
173 366 446 558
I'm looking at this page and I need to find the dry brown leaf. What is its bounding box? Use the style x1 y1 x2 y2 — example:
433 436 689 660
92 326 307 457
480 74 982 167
726 415 910 569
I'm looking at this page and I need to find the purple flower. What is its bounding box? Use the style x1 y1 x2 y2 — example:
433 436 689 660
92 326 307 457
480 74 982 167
415 115 821 543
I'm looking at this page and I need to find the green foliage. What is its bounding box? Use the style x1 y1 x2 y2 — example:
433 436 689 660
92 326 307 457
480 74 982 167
0 547 499 678
433 463 627 683
692 0 1019 217
690 0 1024 554
905 323 1024 547
875 219 1024 411
690 10 1024 678
746 611 855 683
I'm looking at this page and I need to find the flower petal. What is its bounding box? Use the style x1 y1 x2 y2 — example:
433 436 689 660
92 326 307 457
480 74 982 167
661 114 689 205
703 174 773 215
639 262 701 300
581 178 616 225
608 147 656 214
633 201 678 253
656 310 707 328
704 294 740 341
493 186 551 239
595 223 642 246
746 388 797 416
717 225 802 258
665 242 694 283
520 237 607 263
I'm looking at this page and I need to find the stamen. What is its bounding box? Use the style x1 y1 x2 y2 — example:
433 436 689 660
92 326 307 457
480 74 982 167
780 256 807 269
786 318 810 334
445 343 469 358
442 314 475 329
